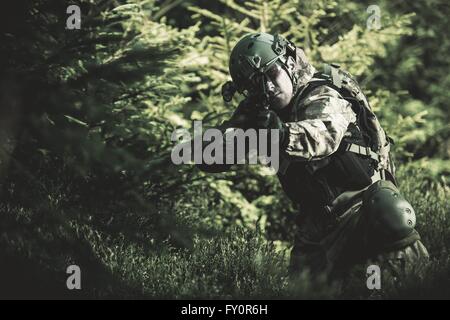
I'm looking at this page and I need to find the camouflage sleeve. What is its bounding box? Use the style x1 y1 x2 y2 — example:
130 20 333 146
284 85 357 160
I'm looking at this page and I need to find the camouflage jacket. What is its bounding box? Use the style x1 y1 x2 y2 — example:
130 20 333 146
198 67 394 213
280 83 357 162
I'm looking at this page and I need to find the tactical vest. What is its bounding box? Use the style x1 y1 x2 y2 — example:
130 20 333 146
277 64 396 215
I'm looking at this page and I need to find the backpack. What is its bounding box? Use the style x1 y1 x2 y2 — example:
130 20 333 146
280 63 396 185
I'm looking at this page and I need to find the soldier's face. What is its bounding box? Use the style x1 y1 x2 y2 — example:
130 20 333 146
264 63 294 110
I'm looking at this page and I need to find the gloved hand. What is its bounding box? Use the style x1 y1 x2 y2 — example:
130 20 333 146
224 104 289 149
254 109 282 129
254 109 289 149
226 100 289 148
226 99 257 130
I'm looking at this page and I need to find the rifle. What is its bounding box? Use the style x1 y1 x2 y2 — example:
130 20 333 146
221 79 271 121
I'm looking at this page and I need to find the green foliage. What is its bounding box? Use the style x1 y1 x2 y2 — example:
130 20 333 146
0 0 204 241
0 0 449 299
1 166 448 298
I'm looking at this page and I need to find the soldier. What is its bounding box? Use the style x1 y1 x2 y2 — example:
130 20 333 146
196 32 429 281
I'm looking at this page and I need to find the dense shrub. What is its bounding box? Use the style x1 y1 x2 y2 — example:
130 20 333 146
0 0 448 299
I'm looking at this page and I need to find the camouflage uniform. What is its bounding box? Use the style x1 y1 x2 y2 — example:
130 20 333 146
278 80 429 279
198 33 429 281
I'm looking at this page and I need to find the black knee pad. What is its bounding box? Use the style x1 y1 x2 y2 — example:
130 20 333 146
361 180 419 250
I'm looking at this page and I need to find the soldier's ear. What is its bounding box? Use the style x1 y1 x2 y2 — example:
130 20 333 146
286 55 296 72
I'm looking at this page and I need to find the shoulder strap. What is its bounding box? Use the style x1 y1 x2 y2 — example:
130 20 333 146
322 63 397 182
281 64 396 182
293 63 345 105
322 63 343 88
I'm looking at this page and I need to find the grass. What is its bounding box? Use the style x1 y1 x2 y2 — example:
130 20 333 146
0 166 449 299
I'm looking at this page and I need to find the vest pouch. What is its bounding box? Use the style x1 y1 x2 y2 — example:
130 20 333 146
323 151 373 190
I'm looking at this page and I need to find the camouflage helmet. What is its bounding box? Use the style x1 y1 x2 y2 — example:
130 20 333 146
223 32 315 101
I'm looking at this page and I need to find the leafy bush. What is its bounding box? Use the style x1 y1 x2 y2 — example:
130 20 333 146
0 0 448 299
